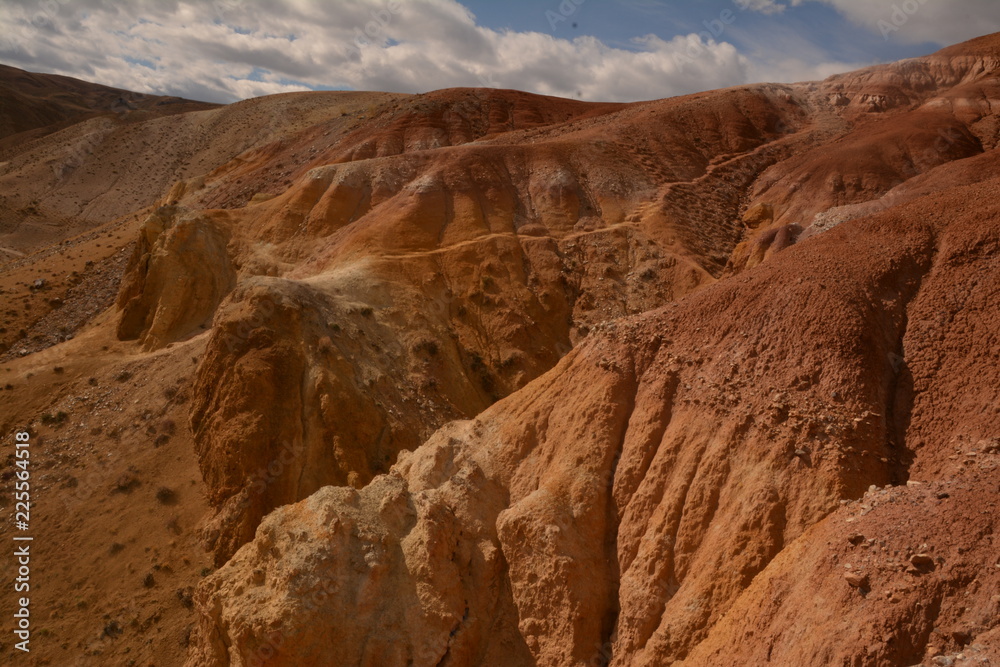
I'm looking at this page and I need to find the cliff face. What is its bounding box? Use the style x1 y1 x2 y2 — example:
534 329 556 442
162 84 798 563
138 36 1000 578
177 37 1000 665
184 153 1000 664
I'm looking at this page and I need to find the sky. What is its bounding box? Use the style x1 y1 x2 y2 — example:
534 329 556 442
0 0 997 104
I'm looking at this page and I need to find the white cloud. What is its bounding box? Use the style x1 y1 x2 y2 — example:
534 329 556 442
728 19 868 84
0 0 752 103
735 0 790 15
2 0 987 105
800 0 1000 45
751 56 866 84
733 0 1000 46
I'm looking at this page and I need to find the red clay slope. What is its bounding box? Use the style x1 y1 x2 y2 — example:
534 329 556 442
138 33 1000 574
0 32 998 667
186 35 1000 667
191 126 1000 667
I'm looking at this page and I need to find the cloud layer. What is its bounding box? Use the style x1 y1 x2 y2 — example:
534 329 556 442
0 0 993 104
808 0 1000 45
742 0 1000 45
0 0 758 103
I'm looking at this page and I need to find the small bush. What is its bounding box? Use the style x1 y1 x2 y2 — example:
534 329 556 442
112 474 140 494
412 339 439 357
41 411 68 426
155 487 178 505
103 620 123 638
176 587 194 609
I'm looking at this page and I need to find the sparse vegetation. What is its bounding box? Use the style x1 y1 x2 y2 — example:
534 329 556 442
412 338 439 357
112 473 140 494
176 587 194 609
103 620 123 638
155 487 178 504
41 411 68 426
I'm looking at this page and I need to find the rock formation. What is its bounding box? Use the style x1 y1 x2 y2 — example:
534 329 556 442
187 144 1000 665
0 33 999 667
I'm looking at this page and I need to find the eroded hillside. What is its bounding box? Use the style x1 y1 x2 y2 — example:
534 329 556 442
0 33 998 666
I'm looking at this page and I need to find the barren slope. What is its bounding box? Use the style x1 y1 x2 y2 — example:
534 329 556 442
0 33 999 667
0 63 211 144
188 114 1000 667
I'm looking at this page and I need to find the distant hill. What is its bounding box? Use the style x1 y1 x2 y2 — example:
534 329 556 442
0 63 216 145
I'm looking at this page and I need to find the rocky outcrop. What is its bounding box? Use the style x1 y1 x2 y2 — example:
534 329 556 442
683 451 1000 666
188 155 1000 664
169 31 1000 578
185 90 809 562
188 181 713 563
8 31 1000 667
116 205 236 349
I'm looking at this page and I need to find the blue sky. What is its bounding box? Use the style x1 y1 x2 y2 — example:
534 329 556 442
0 0 997 103
465 0 936 61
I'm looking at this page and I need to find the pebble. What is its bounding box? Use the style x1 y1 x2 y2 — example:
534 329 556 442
844 572 869 588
